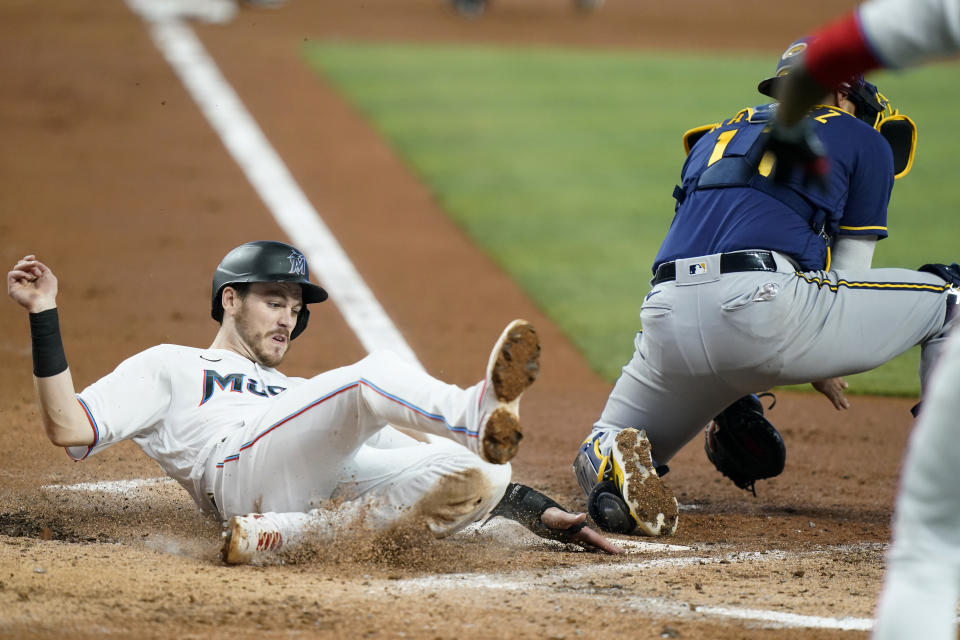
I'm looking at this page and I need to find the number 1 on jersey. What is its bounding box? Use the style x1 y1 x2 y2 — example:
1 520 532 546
707 130 737 167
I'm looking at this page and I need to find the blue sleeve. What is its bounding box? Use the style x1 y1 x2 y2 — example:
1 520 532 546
837 127 894 239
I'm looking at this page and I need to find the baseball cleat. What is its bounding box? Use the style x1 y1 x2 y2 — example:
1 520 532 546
478 319 540 464
220 513 284 565
574 428 678 536
574 430 613 496
574 430 636 533
614 428 678 536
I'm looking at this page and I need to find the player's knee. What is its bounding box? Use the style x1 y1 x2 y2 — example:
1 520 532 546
418 463 510 537
942 289 960 334
356 349 402 370
355 350 425 384
922 291 960 350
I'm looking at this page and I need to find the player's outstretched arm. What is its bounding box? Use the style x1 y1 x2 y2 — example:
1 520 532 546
8 255 94 448
540 507 624 554
487 483 624 554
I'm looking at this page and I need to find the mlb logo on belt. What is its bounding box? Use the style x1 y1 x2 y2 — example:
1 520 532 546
676 254 720 285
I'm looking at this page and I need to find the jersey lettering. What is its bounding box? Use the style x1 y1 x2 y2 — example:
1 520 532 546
707 130 738 166
200 370 286 406
813 109 843 124
758 151 775 177
247 379 270 397
700 107 846 183
724 107 753 125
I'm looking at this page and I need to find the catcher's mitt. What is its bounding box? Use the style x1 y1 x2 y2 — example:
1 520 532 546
919 262 960 287
704 393 785 496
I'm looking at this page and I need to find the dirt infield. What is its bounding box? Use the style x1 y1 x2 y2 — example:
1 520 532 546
0 1 925 638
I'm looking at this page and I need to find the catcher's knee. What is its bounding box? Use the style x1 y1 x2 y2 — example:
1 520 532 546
942 289 960 334
917 265 960 334
704 393 785 496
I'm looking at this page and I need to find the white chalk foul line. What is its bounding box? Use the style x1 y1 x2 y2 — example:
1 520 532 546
125 0 422 368
125 0 236 24
41 477 175 494
392 548 878 631
691 604 872 631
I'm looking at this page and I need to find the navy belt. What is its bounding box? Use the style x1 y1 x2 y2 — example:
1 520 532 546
652 250 778 285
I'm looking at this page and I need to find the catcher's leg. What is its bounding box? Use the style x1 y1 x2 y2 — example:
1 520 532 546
575 331 740 536
774 267 954 388
591 332 741 466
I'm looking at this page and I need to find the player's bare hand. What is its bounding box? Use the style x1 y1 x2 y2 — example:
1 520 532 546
7 255 58 313
541 507 625 555
812 377 849 410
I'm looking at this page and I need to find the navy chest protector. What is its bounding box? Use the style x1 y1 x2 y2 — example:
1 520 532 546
673 104 830 240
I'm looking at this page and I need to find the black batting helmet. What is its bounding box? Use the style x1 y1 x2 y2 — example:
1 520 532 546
211 240 328 340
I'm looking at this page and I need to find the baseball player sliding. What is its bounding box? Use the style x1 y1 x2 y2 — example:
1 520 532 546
7 240 621 563
573 37 960 542
765 2 960 638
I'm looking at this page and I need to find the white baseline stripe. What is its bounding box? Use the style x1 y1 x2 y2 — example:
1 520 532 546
393 552 877 631
694 604 872 631
126 3 421 367
41 477 175 494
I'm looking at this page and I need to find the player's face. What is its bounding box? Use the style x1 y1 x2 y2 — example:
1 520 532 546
232 282 303 367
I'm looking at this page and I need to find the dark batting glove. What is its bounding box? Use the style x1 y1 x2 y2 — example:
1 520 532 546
763 118 830 190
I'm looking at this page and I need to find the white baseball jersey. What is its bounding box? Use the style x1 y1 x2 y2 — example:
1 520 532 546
71 345 304 509
70 345 511 534
859 0 960 68
874 329 960 639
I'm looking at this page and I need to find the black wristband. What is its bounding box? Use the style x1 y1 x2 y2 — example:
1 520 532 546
486 483 586 543
29 308 68 378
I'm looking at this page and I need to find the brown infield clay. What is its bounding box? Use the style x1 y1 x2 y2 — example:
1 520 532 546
0 1 911 638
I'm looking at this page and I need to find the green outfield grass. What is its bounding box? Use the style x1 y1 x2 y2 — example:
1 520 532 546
304 42 960 396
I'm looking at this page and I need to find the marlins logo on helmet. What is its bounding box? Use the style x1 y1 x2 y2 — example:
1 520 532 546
287 250 307 276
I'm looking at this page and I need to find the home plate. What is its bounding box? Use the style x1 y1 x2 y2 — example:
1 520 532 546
616 539 691 553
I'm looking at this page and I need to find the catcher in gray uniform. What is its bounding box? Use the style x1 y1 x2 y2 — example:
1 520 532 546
572 39 959 537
